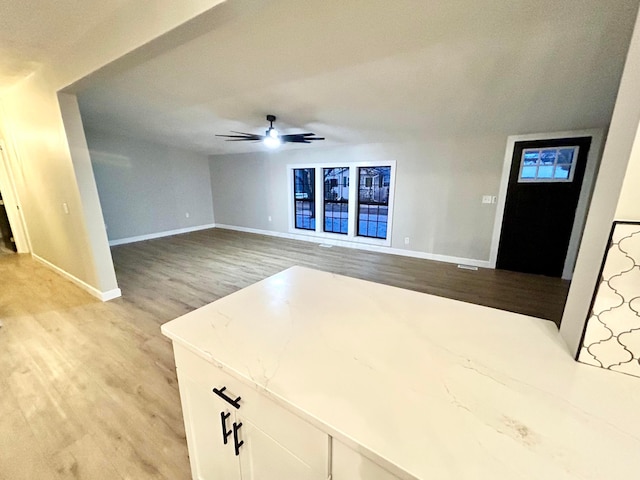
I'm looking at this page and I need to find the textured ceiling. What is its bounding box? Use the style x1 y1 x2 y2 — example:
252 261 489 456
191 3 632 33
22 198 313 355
0 0 128 92
76 0 640 155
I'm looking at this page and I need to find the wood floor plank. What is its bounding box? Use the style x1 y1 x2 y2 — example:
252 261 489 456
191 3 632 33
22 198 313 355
0 409 61 480
50 433 123 480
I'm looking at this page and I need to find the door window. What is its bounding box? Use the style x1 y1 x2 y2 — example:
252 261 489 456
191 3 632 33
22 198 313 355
519 147 578 183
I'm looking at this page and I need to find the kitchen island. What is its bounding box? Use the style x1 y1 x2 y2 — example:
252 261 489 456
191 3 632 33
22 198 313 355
161 266 640 480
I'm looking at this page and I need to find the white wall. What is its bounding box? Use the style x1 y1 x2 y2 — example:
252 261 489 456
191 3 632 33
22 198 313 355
211 136 505 263
86 130 214 242
616 124 640 220
0 0 226 296
561 6 640 355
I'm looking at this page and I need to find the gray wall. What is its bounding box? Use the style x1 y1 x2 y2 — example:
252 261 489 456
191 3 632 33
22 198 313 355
210 135 505 262
87 130 214 242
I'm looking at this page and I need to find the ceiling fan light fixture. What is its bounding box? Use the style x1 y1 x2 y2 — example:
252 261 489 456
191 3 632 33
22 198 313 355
264 135 281 148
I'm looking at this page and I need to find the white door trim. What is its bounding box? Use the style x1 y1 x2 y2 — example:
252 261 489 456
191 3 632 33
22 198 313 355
0 140 30 253
489 129 605 279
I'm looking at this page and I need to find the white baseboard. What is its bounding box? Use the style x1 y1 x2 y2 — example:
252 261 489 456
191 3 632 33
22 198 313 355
108 223 217 246
32 253 122 302
215 224 491 269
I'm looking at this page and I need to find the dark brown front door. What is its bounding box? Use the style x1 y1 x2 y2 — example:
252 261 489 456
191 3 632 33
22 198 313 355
497 137 591 277
0 191 17 252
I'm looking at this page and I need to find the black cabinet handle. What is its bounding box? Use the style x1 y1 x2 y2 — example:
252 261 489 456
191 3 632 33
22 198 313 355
220 411 232 445
233 422 244 456
212 386 241 409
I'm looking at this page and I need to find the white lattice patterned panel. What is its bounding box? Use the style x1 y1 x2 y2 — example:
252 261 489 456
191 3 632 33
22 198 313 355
578 222 640 378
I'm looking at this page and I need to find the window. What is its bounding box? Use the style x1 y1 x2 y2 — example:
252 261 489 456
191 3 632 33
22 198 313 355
293 168 315 230
357 166 391 239
323 167 349 234
519 147 578 183
289 162 395 246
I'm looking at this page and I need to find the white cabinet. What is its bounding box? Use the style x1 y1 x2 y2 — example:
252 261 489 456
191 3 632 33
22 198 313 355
331 440 401 480
237 415 325 480
173 344 328 480
177 373 241 480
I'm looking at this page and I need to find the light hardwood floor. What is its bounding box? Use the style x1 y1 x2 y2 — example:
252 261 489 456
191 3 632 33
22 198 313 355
0 228 570 479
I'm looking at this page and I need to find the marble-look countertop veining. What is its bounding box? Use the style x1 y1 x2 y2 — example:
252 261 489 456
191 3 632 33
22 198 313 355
161 266 640 480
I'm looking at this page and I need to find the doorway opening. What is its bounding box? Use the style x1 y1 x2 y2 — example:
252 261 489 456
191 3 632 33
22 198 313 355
0 189 17 254
0 141 29 254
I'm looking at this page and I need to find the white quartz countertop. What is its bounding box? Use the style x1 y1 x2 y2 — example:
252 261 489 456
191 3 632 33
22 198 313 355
161 266 640 480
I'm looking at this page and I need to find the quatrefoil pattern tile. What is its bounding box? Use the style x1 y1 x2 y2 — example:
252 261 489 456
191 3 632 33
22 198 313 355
578 222 640 379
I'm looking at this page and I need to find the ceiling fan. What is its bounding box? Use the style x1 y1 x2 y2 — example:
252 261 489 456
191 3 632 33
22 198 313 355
216 115 325 148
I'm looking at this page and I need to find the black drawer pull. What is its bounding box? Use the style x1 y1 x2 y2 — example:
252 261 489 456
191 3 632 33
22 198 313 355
212 386 241 409
220 411 232 445
233 421 244 456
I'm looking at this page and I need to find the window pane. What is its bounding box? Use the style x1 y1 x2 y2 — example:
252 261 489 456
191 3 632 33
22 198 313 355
323 167 349 234
293 168 315 231
557 148 575 164
521 166 537 179
523 151 539 165
540 150 556 165
538 165 554 178
357 166 391 239
554 164 571 179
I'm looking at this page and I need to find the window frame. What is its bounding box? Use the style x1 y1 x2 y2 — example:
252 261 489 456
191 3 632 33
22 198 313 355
287 161 396 247
292 168 316 231
323 167 350 235
356 166 392 240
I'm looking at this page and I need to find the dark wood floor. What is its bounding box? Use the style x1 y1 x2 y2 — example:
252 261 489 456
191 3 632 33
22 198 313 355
113 228 570 326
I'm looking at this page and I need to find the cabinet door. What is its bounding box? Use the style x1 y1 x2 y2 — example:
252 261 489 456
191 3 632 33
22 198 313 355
177 372 241 480
332 440 401 480
236 415 326 480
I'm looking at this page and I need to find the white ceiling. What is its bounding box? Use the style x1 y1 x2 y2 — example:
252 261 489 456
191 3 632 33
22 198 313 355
73 0 639 155
0 0 129 92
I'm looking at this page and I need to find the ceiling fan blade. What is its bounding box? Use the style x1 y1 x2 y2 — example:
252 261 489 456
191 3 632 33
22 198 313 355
230 131 260 136
281 133 317 140
223 138 264 142
283 138 312 144
216 134 263 140
304 137 325 141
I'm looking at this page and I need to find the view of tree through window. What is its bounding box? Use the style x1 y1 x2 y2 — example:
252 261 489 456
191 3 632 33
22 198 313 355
293 168 315 230
323 167 349 234
357 166 391 239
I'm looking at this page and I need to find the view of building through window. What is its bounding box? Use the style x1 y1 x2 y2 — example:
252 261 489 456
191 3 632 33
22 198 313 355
323 167 349 234
293 168 315 230
357 166 391 239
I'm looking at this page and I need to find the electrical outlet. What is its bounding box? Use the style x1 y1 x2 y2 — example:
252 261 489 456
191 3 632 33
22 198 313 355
268 216 272 222
62 202 69 214
404 237 410 245
185 212 190 218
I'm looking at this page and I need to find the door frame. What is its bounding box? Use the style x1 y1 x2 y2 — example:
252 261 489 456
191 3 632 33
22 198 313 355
0 140 30 253
489 129 604 279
